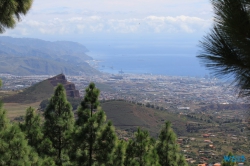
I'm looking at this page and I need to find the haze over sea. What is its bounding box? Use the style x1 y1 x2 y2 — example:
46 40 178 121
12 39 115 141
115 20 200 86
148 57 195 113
84 34 210 77
88 53 209 77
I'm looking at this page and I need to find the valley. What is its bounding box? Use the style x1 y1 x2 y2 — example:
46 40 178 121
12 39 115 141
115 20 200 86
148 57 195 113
0 73 249 165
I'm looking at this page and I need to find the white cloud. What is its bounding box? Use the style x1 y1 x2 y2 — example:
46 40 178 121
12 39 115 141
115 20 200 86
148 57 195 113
3 0 213 39
145 15 211 33
6 15 211 36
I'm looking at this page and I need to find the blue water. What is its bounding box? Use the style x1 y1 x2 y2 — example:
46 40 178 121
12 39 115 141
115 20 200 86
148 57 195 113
89 53 210 77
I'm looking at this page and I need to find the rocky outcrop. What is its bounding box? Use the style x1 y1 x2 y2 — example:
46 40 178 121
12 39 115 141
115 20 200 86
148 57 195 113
48 74 80 98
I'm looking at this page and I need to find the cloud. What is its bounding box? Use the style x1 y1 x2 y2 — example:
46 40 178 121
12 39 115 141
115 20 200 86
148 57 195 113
145 15 211 33
3 0 213 39
5 14 211 37
31 0 211 17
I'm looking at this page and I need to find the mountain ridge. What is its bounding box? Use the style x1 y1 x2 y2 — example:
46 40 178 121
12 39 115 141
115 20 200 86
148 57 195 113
0 36 100 75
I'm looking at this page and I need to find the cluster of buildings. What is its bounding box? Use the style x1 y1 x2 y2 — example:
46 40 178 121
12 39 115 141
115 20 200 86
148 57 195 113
0 73 249 165
1 73 248 107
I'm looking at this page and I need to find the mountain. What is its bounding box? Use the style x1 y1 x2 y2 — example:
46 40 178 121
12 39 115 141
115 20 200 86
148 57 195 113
0 36 100 75
2 79 54 104
2 74 80 104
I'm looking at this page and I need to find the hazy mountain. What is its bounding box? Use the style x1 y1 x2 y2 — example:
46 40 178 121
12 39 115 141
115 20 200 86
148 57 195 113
0 36 100 75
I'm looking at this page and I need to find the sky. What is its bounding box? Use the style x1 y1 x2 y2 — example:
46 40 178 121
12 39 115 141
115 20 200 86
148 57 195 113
3 0 214 56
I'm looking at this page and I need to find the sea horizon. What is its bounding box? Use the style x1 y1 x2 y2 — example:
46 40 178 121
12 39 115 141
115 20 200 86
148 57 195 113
87 52 211 78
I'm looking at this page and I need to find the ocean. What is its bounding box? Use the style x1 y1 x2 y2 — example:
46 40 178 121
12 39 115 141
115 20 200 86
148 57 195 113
88 53 210 77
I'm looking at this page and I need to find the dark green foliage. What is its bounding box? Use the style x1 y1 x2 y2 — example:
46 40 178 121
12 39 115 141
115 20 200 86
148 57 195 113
197 0 250 96
39 138 56 158
84 82 100 116
0 0 33 33
74 82 117 166
0 124 29 165
124 128 160 166
113 140 126 166
20 107 43 152
43 84 75 165
0 82 189 165
0 102 8 131
156 121 188 166
96 121 117 166
178 154 188 166
40 97 81 111
124 139 136 166
0 103 42 165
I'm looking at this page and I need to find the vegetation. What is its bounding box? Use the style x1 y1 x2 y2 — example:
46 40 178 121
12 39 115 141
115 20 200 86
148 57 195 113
43 84 75 165
0 0 33 33
197 0 250 96
3 80 54 104
156 121 187 166
0 83 187 165
101 100 188 137
0 99 44 165
40 98 189 137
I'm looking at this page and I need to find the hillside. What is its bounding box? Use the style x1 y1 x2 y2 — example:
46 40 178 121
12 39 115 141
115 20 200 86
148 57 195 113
0 36 100 75
2 80 54 104
2 74 81 104
101 100 188 137
37 99 189 137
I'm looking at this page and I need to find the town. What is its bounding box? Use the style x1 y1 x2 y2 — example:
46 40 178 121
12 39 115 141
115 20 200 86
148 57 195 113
1 73 247 105
1 73 249 165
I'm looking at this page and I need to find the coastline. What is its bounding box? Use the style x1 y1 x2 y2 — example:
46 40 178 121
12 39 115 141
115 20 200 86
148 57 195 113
86 53 210 77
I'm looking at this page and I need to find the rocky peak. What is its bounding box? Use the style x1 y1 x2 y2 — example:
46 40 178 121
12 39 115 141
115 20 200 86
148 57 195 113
48 74 80 98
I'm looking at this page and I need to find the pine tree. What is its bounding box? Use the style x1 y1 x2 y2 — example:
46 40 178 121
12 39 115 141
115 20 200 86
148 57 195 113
74 82 117 166
124 139 136 166
20 107 55 164
197 0 250 96
0 0 33 33
0 102 8 131
124 128 160 166
113 140 126 166
0 104 43 165
20 107 43 152
95 121 117 166
43 84 75 165
178 154 188 166
156 121 188 166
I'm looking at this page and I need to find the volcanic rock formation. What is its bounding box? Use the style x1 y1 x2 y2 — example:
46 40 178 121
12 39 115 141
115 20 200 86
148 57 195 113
48 74 80 98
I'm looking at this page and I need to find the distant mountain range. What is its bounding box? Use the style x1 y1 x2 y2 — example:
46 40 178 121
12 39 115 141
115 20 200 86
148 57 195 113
0 36 100 75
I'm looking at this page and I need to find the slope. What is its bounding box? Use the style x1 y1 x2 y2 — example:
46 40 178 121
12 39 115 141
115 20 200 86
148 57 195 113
0 36 100 75
2 80 54 104
101 100 188 137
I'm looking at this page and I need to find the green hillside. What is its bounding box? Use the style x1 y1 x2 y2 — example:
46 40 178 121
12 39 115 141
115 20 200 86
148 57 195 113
0 36 100 75
101 100 188 137
2 80 54 104
0 54 100 76
38 99 189 137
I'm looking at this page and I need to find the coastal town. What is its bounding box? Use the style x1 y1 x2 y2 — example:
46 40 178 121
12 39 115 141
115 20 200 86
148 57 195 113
1 72 247 106
1 73 249 165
